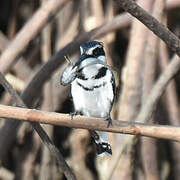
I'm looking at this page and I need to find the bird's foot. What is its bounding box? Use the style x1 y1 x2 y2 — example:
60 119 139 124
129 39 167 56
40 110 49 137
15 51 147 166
70 111 80 120
106 116 112 128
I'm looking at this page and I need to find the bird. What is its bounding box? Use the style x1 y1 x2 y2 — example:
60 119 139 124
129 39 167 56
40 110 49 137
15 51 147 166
60 40 116 157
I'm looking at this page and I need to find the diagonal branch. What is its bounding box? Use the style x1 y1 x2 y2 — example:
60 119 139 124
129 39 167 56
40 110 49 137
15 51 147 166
0 0 72 74
0 104 180 142
137 55 180 123
0 72 76 180
114 0 180 57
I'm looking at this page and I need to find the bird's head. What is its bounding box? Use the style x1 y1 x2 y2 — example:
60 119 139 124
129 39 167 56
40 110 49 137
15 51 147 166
73 41 107 69
60 41 106 86
80 41 105 59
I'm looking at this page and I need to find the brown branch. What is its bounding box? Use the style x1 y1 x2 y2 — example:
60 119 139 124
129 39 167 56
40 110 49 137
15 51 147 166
116 1 154 179
69 130 93 180
106 3 180 177
141 1 165 179
39 5 54 179
159 43 180 126
137 55 180 123
118 0 154 121
1 0 177 75
15 132 41 180
0 31 32 81
106 54 180 179
112 0 180 125
114 0 180 57
0 104 180 142
159 19 180 180
0 0 177 77
0 0 72 74
0 72 76 180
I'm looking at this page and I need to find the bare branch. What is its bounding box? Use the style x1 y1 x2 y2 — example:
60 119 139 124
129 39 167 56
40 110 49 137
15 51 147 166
137 55 180 123
39 4 55 178
112 0 180 124
114 0 180 57
0 104 179 142
141 1 165 179
0 72 76 180
116 1 154 179
0 0 72 74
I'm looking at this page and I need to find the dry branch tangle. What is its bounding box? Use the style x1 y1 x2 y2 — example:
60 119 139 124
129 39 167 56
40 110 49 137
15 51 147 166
0 0 72 74
0 104 180 142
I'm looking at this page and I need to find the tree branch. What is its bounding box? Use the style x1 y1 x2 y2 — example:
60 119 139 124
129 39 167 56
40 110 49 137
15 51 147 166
137 55 180 123
0 0 72 74
113 0 180 124
0 72 76 180
114 0 180 57
0 104 179 142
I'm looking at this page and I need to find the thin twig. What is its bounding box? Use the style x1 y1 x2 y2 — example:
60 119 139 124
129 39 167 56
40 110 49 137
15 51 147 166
0 72 76 180
0 104 180 142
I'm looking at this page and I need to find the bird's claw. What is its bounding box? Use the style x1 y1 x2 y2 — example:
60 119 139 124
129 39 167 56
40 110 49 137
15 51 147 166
106 116 112 128
70 111 79 120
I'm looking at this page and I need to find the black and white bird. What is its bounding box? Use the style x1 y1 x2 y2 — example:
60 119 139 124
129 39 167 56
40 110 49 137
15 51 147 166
60 41 116 157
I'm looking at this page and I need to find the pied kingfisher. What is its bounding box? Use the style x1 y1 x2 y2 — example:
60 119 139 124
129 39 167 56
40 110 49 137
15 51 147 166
60 40 116 156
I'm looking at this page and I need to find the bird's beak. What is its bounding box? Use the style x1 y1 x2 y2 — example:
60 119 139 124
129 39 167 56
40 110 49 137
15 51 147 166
60 54 87 86
72 53 107 72
72 54 87 70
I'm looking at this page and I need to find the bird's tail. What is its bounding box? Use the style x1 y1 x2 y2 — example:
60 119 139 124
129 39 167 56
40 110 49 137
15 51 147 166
91 130 112 157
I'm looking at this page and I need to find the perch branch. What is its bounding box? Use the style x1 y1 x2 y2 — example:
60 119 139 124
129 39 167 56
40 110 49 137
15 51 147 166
0 104 180 142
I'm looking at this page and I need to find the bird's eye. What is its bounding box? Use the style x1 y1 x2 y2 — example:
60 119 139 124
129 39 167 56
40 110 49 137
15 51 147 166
93 47 104 56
